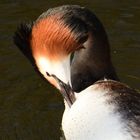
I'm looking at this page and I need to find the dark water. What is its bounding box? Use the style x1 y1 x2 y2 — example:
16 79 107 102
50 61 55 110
0 0 140 139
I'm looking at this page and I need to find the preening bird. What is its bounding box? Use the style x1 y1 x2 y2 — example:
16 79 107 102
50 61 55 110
14 5 140 140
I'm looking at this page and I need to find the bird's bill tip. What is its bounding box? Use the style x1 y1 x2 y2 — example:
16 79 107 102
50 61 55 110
50 74 75 107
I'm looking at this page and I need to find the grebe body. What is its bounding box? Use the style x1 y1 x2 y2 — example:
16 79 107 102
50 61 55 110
14 5 140 140
62 80 140 140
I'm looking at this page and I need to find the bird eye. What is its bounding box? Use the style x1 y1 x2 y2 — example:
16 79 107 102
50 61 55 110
46 72 51 77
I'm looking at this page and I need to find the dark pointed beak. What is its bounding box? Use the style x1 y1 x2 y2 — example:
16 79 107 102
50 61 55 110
46 72 75 107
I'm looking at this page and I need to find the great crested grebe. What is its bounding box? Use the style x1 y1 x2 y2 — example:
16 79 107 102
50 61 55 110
14 5 140 140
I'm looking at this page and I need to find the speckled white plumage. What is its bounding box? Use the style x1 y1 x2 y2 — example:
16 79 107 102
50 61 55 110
62 84 133 140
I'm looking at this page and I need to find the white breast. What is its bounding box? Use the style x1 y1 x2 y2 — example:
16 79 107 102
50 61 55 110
62 85 133 140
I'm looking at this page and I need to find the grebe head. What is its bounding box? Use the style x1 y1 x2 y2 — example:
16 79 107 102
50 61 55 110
31 14 88 88
14 5 119 94
14 5 88 105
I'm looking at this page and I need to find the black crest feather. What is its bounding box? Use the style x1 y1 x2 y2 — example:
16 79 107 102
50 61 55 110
13 22 50 81
13 22 34 64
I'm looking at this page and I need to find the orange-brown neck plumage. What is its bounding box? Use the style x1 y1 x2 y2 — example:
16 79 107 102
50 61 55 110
31 15 81 61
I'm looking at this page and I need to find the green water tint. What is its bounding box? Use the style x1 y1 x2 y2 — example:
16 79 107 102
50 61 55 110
0 0 140 139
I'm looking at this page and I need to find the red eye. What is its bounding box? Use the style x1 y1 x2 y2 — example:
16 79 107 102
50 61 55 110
46 72 50 77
